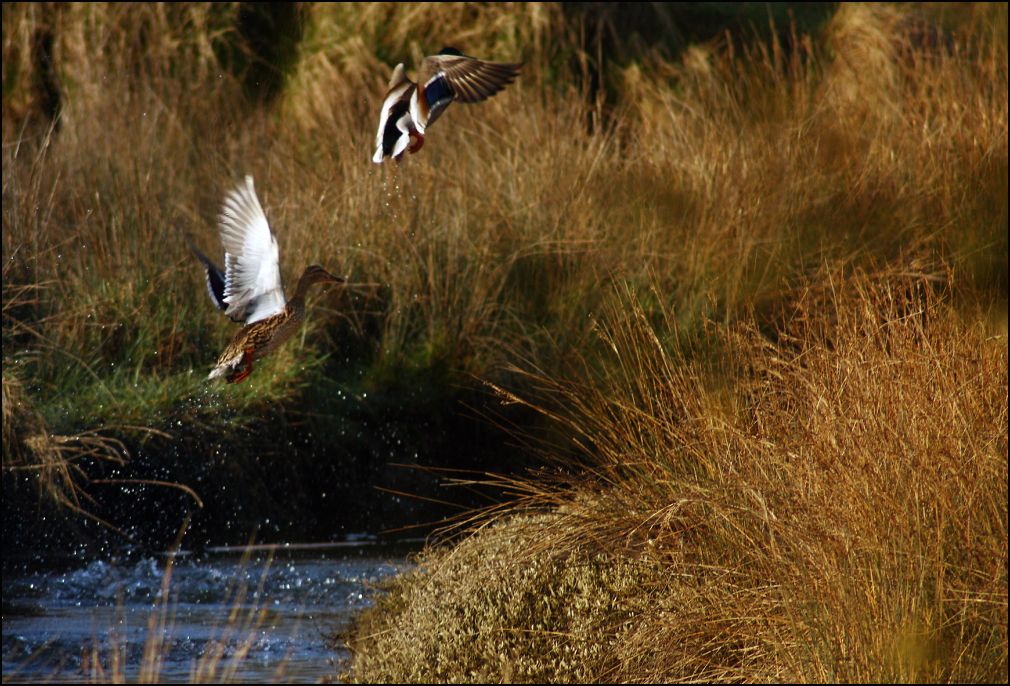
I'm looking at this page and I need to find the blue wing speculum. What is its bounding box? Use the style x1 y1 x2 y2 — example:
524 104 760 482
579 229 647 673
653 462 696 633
423 75 455 128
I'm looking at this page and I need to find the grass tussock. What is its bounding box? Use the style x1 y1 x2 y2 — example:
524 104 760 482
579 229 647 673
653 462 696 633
2 271 130 521
344 270 1008 683
2 361 123 516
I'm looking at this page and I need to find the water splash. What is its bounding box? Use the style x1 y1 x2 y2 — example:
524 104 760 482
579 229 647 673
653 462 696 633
2 545 416 683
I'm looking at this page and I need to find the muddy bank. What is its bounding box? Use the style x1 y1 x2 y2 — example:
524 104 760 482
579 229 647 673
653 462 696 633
2 380 540 567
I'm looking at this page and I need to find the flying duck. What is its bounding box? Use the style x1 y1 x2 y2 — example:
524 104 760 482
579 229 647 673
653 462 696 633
189 176 343 383
372 48 522 163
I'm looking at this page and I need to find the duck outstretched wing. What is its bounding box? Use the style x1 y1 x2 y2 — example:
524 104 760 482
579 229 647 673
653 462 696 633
217 176 286 324
186 234 254 323
415 53 521 128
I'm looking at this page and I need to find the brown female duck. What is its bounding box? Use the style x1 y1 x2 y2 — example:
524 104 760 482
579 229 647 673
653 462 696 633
191 176 343 383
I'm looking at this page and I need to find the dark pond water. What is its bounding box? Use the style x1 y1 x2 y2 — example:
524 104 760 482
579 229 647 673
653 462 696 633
1 539 419 683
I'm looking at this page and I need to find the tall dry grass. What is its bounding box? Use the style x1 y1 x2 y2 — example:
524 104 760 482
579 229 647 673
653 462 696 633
615 2 1006 325
3 3 1004 410
337 5 1005 681
346 269 1008 683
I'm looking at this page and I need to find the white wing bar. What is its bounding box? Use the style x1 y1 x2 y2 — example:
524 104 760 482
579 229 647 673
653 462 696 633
217 176 286 324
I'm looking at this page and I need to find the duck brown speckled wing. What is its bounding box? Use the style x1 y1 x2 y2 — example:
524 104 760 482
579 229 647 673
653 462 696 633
412 53 521 131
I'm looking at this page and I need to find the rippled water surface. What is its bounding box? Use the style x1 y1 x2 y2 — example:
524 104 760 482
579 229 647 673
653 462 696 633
2 541 418 683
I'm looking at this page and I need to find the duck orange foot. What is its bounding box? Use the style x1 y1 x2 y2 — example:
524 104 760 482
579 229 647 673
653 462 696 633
228 348 255 384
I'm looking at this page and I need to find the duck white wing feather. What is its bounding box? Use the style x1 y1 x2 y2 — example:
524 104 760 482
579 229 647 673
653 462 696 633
217 176 286 324
373 64 415 163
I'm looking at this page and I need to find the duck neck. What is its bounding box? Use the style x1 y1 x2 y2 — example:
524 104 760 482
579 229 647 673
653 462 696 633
288 269 319 311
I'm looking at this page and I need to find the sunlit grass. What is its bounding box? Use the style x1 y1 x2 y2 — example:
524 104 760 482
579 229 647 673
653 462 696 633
345 268 1008 683
3 2 1004 415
